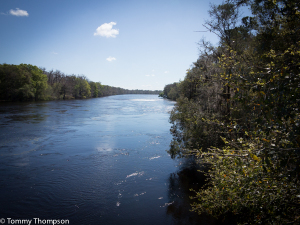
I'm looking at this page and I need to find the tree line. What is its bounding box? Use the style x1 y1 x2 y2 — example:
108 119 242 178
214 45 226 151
0 64 161 101
162 0 300 224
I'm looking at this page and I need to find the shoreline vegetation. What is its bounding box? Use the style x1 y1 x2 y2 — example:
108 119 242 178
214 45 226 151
0 63 161 102
162 0 299 224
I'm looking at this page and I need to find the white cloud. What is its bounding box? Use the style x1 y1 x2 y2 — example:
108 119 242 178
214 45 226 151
52 52 58 55
9 8 29 17
106 56 116 62
145 74 155 77
94 22 119 38
164 71 169 74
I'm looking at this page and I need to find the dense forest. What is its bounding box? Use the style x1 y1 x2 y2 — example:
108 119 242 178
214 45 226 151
162 0 300 224
0 64 161 101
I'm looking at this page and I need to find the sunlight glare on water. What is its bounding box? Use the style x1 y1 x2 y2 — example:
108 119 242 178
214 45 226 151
0 94 214 225
0 94 195 225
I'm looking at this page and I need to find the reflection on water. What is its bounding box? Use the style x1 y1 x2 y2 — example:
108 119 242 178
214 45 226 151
166 158 237 225
0 95 232 225
166 158 213 225
5 114 49 122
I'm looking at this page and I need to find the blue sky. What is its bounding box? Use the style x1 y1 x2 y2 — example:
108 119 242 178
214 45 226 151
0 0 223 90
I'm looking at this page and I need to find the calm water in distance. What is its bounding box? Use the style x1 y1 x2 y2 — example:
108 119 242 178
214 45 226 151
0 94 213 225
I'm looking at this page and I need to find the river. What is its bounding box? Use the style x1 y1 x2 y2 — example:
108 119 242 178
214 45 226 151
0 94 214 225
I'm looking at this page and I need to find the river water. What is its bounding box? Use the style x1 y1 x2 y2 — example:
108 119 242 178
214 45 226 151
0 94 215 225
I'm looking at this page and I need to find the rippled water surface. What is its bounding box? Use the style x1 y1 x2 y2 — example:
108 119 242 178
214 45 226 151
0 95 212 225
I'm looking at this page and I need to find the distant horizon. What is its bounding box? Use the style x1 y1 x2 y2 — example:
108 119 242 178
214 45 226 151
37 64 163 91
0 0 224 91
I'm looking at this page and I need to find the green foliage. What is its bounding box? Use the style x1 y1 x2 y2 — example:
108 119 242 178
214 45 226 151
89 81 99 98
161 82 180 100
192 135 299 224
74 76 91 99
0 64 48 101
0 64 162 101
168 96 224 158
166 0 300 223
23 64 48 100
